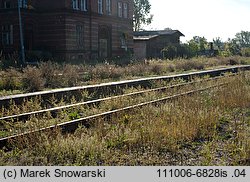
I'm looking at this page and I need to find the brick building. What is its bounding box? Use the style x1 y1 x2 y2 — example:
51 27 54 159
0 0 133 61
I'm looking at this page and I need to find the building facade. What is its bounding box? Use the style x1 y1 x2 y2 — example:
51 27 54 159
0 0 133 61
133 30 184 59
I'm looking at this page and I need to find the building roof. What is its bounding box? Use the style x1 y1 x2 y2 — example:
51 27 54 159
133 29 184 41
133 35 159 40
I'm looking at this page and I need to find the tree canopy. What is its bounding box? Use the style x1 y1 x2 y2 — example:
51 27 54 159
235 31 250 48
133 0 153 31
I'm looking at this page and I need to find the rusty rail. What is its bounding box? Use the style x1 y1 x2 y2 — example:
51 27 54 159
0 83 227 150
0 66 249 151
1 65 249 107
0 75 230 122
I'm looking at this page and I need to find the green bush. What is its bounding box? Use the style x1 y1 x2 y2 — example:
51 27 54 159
219 50 232 57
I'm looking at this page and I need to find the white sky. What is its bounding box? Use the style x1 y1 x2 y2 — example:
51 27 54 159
145 0 250 42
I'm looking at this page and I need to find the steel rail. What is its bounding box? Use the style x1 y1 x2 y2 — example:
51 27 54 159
0 75 231 122
0 65 249 107
0 82 228 150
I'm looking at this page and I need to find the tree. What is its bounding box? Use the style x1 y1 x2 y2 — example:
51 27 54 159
213 37 223 50
235 31 250 48
222 38 241 56
189 36 208 51
186 36 208 56
133 0 153 31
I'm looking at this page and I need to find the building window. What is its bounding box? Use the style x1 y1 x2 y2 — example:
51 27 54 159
19 0 27 8
3 1 11 9
1 25 13 46
80 0 87 11
120 32 127 50
98 0 103 14
118 2 122 17
106 0 111 15
123 3 128 18
72 0 79 10
76 25 84 47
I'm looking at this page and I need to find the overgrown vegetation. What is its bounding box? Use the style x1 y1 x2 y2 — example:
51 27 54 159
0 75 225 137
0 56 249 95
0 72 249 165
162 31 250 59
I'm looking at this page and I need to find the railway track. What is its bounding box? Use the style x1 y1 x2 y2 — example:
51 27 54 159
0 66 249 150
0 75 231 122
1 65 249 108
0 83 228 150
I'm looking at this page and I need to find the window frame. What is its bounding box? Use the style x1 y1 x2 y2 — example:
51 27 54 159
98 0 103 14
120 32 128 50
123 2 128 18
80 0 87 11
1 25 13 46
19 0 28 8
118 2 122 18
3 0 11 9
76 24 84 48
72 0 79 10
106 0 111 15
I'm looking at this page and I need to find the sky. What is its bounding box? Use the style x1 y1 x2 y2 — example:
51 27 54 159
145 0 250 42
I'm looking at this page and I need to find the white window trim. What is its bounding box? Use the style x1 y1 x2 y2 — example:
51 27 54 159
98 0 103 14
80 0 87 11
118 2 122 17
72 0 79 10
123 3 128 18
106 0 111 15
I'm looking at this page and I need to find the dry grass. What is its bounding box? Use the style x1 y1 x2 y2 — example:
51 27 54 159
0 68 22 90
0 56 249 95
0 72 249 165
0 75 229 137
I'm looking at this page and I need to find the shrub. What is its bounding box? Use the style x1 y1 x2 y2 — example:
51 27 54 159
125 63 150 77
90 64 124 80
150 63 165 75
220 57 240 65
0 68 22 90
90 64 111 80
165 63 175 72
22 66 45 92
227 59 239 65
175 59 204 71
38 61 61 88
219 50 232 57
241 48 250 57
108 65 124 80
61 64 80 87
